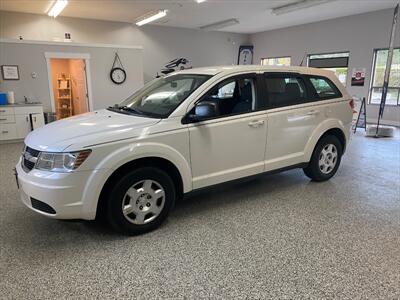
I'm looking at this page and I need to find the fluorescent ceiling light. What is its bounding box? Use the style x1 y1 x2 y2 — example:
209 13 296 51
196 0 207 3
200 19 239 31
48 0 68 18
271 0 336 16
136 10 167 26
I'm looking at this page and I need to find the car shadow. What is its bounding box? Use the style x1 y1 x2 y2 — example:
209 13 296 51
6 168 318 244
172 169 311 218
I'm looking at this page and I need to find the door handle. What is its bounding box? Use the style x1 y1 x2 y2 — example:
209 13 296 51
248 120 265 128
306 110 319 116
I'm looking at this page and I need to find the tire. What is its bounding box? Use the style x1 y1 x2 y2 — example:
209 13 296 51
106 167 176 235
303 135 343 182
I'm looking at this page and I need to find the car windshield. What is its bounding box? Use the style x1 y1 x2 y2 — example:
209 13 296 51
109 74 211 118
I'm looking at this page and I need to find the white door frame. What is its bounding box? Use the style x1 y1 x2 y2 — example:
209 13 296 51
45 52 94 113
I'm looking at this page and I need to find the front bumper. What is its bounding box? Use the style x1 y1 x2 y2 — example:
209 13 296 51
16 158 103 220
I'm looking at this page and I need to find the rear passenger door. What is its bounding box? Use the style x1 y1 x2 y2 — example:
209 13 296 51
263 73 325 171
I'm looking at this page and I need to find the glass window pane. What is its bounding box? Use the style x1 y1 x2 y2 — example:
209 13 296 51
261 57 291 66
371 87 399 105
325 67 348 85
373 49 400 88
309 77 340 98
202 77 256 117
265 76 307 107
370 87 382 104
307 52 349 86
309 52 349 59
119 74 210 117
216 81 236 99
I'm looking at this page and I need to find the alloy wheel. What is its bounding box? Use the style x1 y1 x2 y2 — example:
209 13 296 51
121 179 165 225
318 144 338 175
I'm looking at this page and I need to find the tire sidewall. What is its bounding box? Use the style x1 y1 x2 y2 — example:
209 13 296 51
107 167 176 235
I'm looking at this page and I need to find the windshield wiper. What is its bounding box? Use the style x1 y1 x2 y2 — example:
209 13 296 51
119 106 144 115
108 105 161 119
109 105 144 115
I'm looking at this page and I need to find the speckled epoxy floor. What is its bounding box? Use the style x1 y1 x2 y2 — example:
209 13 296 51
1 131 399 299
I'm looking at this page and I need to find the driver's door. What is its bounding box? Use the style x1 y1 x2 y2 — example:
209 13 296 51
187 74 267 189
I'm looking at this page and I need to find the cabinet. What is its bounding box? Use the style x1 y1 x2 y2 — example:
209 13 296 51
15 115 31 139
0 105 45 141
31 113 45 130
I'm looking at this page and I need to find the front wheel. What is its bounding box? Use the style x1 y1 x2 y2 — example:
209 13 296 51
106 167 176 235
303 135 343 182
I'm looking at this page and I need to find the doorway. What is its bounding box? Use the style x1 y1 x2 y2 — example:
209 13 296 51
48 58 90 119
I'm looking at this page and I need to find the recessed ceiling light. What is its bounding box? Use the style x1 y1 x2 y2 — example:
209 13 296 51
48 0 68 18
196 0 207 3
136 10 168 26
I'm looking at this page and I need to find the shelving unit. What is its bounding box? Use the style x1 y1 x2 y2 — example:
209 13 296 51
56 75 73 119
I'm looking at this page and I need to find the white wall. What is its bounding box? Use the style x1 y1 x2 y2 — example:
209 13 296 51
251 8 400 126
0 11 249 82
0 41 144 111
1 9 398 125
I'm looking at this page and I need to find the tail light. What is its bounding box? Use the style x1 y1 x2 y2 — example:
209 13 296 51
349 99 356 113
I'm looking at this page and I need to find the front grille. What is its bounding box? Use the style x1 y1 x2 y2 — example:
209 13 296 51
31 198 56 214
26 146 40 157
23 159 35 171
22 145 40 173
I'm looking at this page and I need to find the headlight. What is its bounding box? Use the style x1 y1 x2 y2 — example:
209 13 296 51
35 150 91 172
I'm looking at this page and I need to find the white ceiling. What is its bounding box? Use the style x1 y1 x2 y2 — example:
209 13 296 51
0 0 398 34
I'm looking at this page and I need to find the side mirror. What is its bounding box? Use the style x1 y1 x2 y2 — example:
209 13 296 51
183 101 219 124
194 101 219 121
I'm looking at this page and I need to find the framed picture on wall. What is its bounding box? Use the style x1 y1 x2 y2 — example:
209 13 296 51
237 45 254 65
1 65 20 80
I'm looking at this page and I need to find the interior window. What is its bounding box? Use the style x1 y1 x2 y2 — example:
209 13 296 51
265 75 307 108
308 52 349 86
199 77 256 117
309 77 341 99
261 57 291 66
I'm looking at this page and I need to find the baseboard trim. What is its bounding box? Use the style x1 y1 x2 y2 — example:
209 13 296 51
366 118 400 127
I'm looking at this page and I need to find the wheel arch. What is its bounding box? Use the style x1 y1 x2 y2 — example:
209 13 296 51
304 121 348 163
319 128 346 153
96 156 185 220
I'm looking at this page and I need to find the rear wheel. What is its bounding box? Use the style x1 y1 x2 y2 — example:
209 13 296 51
303 135 342 182
106 167 175 235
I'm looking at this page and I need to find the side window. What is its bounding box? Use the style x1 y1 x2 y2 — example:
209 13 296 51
216 81 236 99
309 77 342 99
265 75 307 108
199 76 256 117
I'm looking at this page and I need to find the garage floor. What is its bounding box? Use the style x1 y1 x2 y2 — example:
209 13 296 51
1 131 399 299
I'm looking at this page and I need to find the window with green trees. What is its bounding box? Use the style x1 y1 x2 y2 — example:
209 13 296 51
370 49 400 105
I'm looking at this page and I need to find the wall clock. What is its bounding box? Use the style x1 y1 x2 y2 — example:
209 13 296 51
110 53 126 85
110 67 126 85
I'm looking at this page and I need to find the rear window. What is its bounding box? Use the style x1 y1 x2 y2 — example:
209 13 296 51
309 77 342 99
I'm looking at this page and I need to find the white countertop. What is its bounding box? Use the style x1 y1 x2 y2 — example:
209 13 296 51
0 103 43 107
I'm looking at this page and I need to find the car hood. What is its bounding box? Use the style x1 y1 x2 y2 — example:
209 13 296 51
25 109 160 152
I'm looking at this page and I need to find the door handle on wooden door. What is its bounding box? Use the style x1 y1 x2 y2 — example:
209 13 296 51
248 120 265 128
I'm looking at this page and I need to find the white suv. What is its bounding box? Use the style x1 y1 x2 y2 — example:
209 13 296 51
16 66 353 235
